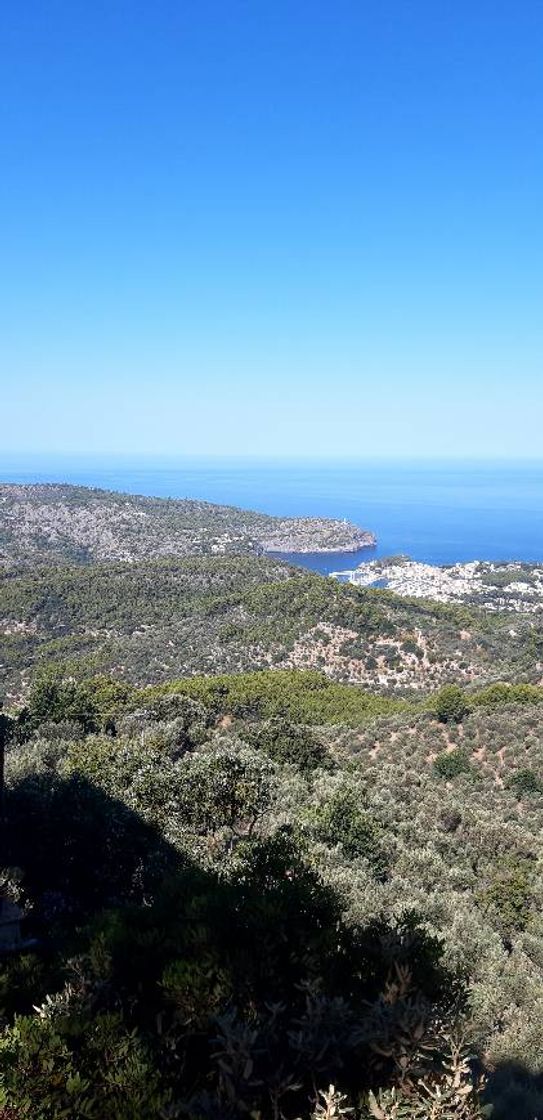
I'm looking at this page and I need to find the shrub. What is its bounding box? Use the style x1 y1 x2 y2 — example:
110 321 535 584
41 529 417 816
402 637 423 659
434 685 469 724
248 718 328 772
507 768 542 797
21 669 99 735
0 1012 170 1119
312 790 389 878
173 742 274 837
433 749 472 779
479 857 534 936
439 807 463 832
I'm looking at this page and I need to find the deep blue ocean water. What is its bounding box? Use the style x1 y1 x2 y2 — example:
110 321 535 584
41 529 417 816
2 456 543 575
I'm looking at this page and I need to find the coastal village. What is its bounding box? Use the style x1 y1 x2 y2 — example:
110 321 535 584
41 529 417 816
331 557 543 614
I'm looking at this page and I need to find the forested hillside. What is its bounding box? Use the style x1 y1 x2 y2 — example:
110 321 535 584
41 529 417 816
1 553 541 702
0 484 375 565
2 486 543 1117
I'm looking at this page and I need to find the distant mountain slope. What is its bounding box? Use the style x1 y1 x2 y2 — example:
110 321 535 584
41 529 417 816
1 553 538 700
0 483 375 566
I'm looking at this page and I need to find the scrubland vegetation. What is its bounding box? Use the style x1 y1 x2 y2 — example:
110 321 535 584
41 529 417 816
2 487 543 1116
1 667 543 1116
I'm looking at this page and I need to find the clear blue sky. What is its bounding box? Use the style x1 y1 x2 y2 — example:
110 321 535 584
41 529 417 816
2 1 542 458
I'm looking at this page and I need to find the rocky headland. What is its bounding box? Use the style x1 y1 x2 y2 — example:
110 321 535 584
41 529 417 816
0 484 375 566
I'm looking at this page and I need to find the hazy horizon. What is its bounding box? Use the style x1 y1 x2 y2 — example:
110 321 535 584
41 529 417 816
4 451 543 466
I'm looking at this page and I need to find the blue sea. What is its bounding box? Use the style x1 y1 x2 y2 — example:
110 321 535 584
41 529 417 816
2 456 543 575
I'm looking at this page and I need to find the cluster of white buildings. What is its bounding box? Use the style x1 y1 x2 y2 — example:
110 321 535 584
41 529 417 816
331 559 543 614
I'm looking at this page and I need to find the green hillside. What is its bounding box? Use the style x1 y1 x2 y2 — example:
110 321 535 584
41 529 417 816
2 667 543 1117
2 488 543 1117
2 553 541 702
